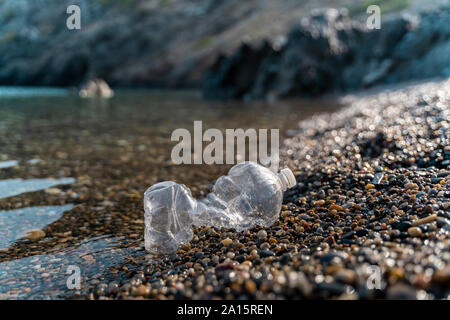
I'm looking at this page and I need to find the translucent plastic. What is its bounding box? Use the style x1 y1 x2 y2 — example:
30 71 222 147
144 162 296 254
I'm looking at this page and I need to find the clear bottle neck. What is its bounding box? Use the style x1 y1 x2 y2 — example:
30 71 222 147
277 168 296 191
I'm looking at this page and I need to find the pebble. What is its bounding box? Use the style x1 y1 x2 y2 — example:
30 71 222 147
245 280 257 293
133 284 149 297
45 188 61 195
256 230 267 240
334 269 356 284
260 242 270 250
392 221 412 232
194 252 204 259
412 214 437 226
437 171 450 177
24 230 46 241
386 284 417 300
372 173 384 185
259 250 275 258
407 227 423 237
221 238 233 246
405 182 419 190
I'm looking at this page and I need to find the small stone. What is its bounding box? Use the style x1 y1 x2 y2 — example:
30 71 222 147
386 283 416 300
405 182 419 190
194 252 204 259
335 269 356 284
193 263 203 271
436 217 449 228
392 221 412 231
133 284 149 297
221 238 233 246
372 173 384 185
365 184 375 190
342 231 356 239
431 266 450 285
355 229 369 237
226 252 235 259
99 200 115 207
437 171 450 177
256 230 267 240
423 205 434 214
45 188 61 195
407 227 422 237
245 280 257 293
259 250 275 258
260 242 270 250
329 204 344 211
389 229 401 238
412 214 437 226
25 230 46 241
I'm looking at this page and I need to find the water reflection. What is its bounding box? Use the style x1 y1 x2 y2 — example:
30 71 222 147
0 86 68 98
0 235 140 299
0 204 74 250
0 178 75 199
0 160 18 169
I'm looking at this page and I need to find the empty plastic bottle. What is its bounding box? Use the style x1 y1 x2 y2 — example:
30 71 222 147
144 162 296 254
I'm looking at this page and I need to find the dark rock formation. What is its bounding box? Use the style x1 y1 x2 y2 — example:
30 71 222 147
0 0 342 88
203 6 450 99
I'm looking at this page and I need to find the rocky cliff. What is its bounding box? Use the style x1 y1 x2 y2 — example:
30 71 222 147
203 5 450 99
1 0 449 96
0 0 358 87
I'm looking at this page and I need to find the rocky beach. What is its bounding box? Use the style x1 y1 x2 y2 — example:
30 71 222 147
0 0 449 302
1 78 446 300
86 79 447 300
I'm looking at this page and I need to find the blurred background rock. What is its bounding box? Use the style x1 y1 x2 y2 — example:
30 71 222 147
0 0 449 97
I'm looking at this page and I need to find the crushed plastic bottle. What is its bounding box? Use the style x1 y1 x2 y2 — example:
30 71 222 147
144 162 296 254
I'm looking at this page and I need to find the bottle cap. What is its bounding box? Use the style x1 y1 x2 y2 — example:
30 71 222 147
278 168 296 190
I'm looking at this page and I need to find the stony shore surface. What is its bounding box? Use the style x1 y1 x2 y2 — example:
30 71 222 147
0 79 448 300
78 79 449 300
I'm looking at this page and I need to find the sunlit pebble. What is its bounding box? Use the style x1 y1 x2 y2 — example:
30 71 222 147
24 230 46 241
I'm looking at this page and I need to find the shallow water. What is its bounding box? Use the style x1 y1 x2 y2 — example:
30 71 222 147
0 204 74 250
0 178 75 199
0 87 341 299
0 160 18 169
0 86 68 98
0 235 136 299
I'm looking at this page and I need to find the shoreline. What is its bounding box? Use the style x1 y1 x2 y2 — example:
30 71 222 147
88 78 449 299
0 78 448 299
